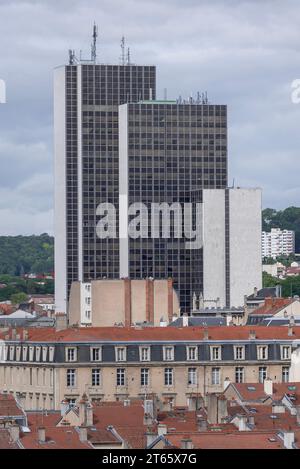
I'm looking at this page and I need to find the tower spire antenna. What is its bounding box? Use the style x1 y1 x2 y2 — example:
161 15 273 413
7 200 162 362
127 47 130 65
121 36 125 65
91 22 98 63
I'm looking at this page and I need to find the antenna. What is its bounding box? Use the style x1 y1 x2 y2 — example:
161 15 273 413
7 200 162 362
121 36 125 65
164 88 167 100
127 47 130 65
91 22 98 63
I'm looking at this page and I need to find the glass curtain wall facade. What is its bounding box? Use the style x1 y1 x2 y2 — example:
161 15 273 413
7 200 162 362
64 64 156 298
120 102 227 311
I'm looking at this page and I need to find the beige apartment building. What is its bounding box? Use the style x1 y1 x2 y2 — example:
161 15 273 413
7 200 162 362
68 278 180 327
0 325 299 411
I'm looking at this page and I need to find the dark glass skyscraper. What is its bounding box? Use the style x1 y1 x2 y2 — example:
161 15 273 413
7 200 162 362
54 63 156 313
119 101 228 311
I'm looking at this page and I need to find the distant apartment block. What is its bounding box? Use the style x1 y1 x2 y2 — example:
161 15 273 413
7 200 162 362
262 228 295 259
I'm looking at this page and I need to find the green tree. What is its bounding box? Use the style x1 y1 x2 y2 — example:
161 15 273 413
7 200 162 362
10 292 28 305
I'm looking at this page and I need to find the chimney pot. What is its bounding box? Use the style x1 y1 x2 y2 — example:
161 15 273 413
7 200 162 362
37 427 46 443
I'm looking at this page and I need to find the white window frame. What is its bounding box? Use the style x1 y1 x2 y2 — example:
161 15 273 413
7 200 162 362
282 366 289 383
257 345 268 360
281 345 291 360
66 368 76 387
141 368 150 387
187 346 198 361
234 346 245 361
163 346 174 361
42 346 48 362
210 346 222 361
91 368 101 387
90 347 102 362
258 366 267 383
139 346 151 362
16 346 21 361
164 367 174 386
116 368 125 386
36 346 41 362
115 347 126 362
9 346 15 361
211 367 220 385
22 346 28 361
49 347 55 362
29 346 34 362
65 347 77 362
235 366 244 383
188 367 197 386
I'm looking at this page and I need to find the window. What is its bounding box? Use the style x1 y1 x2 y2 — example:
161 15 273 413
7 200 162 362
116 368 125 386
257 346 268 360
163 346 174 361
164 368 173 386
187 346 198 361
49 347 55 362
282 366 289 383
66 347 77 362
29 347 34 362
90 347 102 362
115 347 126 362
66 369 76 387
234 346 245 361
259 366 267 383
139 346 150 362
42 347 48 362
141 368 149 387
188 368 197 386
36 347 41 362
211 367 220 385
235 367 244 383
92 369 101 386
281 346 291 360
210 346 221 361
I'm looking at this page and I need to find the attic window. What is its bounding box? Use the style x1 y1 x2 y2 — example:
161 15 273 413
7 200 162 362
270 414 278 419
268 438 277 442
247 386 256 391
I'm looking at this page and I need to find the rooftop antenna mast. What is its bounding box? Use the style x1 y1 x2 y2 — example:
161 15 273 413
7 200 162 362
127 47 131 65
121 36 126 65
91 23 98 63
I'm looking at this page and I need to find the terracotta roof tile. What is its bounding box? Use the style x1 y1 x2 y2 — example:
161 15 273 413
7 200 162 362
2 325 300 343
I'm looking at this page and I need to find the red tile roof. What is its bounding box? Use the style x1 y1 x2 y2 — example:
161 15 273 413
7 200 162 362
2 325 300 342
0 393 25 418
250 298 295 316
164 431 285 449
20 413 91 449
0 429 20 449
228 382 300 403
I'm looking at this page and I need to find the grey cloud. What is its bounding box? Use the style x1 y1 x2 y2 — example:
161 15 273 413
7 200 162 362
0 0 300 235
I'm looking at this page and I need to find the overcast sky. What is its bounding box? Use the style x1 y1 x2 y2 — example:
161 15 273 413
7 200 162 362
0 0 300 235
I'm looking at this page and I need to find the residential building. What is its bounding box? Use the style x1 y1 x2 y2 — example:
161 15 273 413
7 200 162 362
262 228 295 259
1 325 300 411
68 278 180 327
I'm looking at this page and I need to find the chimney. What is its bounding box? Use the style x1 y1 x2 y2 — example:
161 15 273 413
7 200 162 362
181 439 193 449
11 328 17 340
288 325 294 337
23 329 29 341
197 417 208 432
38 427 46 443
182 313 189 327
199 293 204 309
203 328 209 340
253 287 258 298
249 330 256 340
206 394 218 424
124 278 132 326
55 313 67 331
79 393 88 425
217 395 228 423
157 423 167 436
172 313 178 323
60 399 69 416
86 403 93 427
264 378 273 396
237 415 248 431
167 278 174 323
78 426 88 442
9 425 20 443
223 377 231 391
283 431 295 449
123 399 131 407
